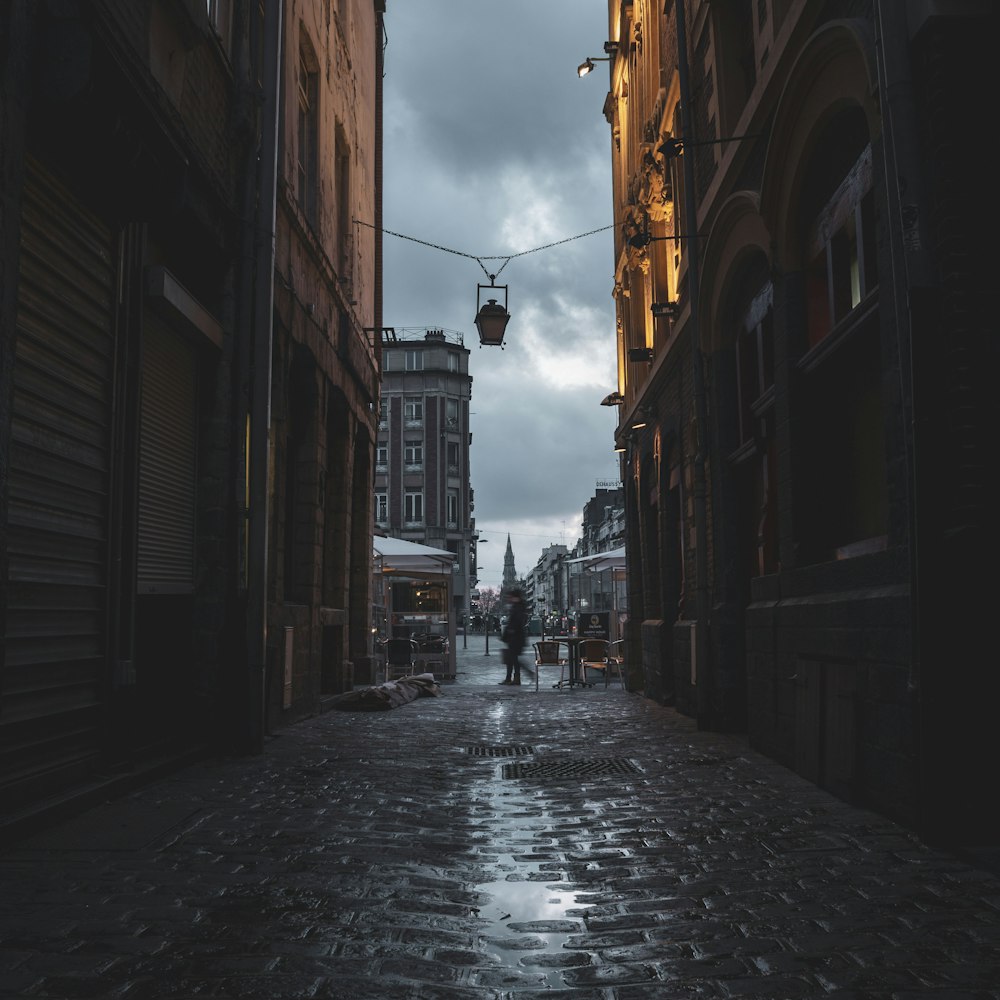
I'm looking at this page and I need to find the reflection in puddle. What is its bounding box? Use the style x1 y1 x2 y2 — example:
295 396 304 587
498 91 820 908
476 860 594 986
469 759 598 987
469 700 602 987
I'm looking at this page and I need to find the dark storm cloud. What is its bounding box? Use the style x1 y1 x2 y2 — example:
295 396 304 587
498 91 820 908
382 2 619 586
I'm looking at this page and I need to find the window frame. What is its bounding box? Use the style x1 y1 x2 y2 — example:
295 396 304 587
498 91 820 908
297 39 320 226
404 491 424 524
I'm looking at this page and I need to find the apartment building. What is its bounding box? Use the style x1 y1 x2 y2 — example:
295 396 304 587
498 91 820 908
374 328 475 630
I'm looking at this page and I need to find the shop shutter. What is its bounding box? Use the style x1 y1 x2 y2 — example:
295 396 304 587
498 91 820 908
137 316 196 593
3 159 115 807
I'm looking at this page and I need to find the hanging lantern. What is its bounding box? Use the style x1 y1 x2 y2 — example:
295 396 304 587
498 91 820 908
475 281 510 348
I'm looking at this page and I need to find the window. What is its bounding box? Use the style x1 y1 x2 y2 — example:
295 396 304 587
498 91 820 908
404 439 423 466
297 40 319 226
375 494 387 523
796 120 887 563
448 352 460 372
404 396 422 421
446 490 459 527
805 145 877 348
206 0 232 50
445 398 458 426
334 125 351 276
447 440 459 472
729 271 778 579
404 350 423 371
404 492 423 523
736 281 774 446
376 442 388 466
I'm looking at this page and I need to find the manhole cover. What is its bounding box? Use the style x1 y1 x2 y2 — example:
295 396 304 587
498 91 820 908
467 745 535 757
503 758 641 780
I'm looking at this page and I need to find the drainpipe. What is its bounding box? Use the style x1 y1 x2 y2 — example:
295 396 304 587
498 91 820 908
873 0 933 836
673 0 713 729
245 0 283 754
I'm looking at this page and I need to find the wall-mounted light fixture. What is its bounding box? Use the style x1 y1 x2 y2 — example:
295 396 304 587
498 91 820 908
577 41 618 76
627 347 654 363
600 390 625 406
630 412 650 431
657 132 764 159
651 301 679 320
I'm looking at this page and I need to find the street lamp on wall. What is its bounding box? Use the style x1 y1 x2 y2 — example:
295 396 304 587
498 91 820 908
577 40 617 76
651 301 679 320
628 347 654 363
657 132 763 159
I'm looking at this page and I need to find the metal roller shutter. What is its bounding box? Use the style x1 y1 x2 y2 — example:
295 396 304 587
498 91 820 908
3 159 115 807
137 317 196 594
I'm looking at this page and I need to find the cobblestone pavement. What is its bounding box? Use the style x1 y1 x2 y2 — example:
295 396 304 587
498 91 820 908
2 634 1000 999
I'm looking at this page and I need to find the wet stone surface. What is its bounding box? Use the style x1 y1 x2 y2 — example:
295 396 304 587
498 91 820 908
2 637 1000 998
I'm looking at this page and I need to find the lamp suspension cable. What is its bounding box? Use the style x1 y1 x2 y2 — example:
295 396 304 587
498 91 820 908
354 219 613 280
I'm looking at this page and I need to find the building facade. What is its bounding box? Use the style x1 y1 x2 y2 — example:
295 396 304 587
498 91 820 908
0 0 384 838
374 328 474 631
599 0 997 847
265 0 382 729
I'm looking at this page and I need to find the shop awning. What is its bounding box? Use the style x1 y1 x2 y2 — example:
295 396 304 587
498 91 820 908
373 536 456 577
565 546 626 572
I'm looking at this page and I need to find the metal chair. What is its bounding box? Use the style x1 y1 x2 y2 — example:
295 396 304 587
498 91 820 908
605 639 627 690
533 639 568 692
578 638 612 687
383 638 418 680
416 635 447 677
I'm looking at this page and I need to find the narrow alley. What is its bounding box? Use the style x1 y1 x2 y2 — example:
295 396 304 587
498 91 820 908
2 635 999 998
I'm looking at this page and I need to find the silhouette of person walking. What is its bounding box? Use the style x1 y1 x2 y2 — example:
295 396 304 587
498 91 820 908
499 588 527 685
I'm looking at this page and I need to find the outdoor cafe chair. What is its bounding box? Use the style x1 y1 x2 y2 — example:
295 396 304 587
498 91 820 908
533 639 568 693
605 639 627 690
578 638 612 687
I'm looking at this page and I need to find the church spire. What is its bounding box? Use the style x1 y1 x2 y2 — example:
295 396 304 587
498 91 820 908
502 534 518 593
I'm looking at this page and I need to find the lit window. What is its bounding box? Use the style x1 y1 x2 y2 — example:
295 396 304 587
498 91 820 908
805 146 876 348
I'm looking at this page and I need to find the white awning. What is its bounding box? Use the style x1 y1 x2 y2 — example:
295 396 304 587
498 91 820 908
373 536 456 577
565 546 626 571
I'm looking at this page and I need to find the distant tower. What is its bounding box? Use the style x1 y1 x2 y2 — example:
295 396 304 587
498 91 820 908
502 534 518 593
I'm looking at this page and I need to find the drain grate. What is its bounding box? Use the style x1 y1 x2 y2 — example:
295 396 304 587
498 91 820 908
503 757 641 780
467 745 535 757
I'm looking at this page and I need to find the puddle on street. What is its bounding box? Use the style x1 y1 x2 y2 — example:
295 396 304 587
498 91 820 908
475 856 594 986
469 752 598 988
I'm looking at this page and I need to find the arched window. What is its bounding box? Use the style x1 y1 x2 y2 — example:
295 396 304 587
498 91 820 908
794 108 887 563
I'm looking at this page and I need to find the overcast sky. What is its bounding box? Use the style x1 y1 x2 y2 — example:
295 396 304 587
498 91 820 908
382 1 621 591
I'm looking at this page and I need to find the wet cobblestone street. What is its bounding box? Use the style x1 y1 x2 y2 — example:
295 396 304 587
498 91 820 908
2 635 999 999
